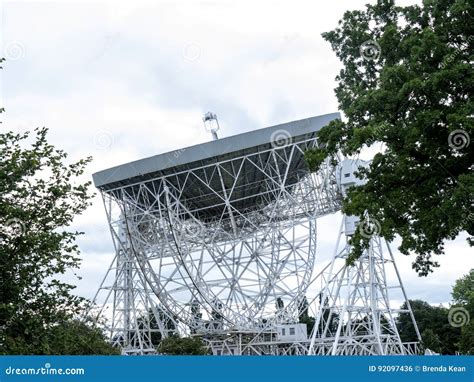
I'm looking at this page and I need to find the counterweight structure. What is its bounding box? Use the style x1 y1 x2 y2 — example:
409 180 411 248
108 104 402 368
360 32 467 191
91 113 421 355
307 160 421 355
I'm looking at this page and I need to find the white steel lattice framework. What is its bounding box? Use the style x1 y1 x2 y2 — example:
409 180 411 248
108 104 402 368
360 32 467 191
90 113 421 355
91 220 180 354
307 223 421 355
303 160 422 355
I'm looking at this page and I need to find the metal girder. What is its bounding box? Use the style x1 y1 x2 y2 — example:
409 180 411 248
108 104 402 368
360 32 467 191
91 119 421 356
97 136 340 333
306 214 422 356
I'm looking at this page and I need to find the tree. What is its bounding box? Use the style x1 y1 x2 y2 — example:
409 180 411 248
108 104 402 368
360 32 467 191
452 269 474 305
457 323 474 355
275 297 284 310
158 335 208 355
305 0 473 275
210 299 224 330
190 299 202 334
211 299 223 321
0 82 113 353
315 297 339 337
0 126 89 353
396 271 473 354
421 328 442 353
298 296 315 336
45 319 119 355
396 300 460 354
298 296 310 320
3 318 118 355
137 307 177 348
451 269 474 354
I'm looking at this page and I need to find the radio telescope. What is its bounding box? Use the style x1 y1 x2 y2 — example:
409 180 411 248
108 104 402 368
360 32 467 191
91 113 420 355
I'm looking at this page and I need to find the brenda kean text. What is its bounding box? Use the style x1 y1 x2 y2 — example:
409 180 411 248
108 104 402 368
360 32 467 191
368 365 467 373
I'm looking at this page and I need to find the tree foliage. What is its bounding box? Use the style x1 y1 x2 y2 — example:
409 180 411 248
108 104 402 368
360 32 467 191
136 308 177 348
305 0 473 275
0 85 114 353
397 299 460 354
397 270 474 355
452 269 474 305
158 335 208 355
43 319 119 355
420 328 442 353
298 296 315 335
451 269 474 354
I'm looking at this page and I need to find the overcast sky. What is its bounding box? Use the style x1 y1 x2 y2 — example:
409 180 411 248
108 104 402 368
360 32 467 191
1 0 472 308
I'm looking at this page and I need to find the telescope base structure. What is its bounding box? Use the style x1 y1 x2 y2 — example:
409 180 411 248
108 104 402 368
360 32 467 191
200 331 420 356
200 214 422 356
307 216 421 356
90 214 422 356
91 190 421 356
89 114 421 356
91 220 179 355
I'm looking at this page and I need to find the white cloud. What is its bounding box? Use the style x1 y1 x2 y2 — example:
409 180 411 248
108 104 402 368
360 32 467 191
2 0 471 310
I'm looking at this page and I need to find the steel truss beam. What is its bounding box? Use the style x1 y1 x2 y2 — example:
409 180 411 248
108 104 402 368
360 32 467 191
307 214 422 355
91 136 421 356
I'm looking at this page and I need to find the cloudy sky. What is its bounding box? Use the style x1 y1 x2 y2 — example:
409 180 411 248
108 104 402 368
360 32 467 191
1 0 472 308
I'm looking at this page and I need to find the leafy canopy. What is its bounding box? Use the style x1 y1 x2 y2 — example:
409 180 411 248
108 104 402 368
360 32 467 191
451 269 474 354
158 336 208 355
396 269 474 355
0 83 115 353
305 0 473 275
